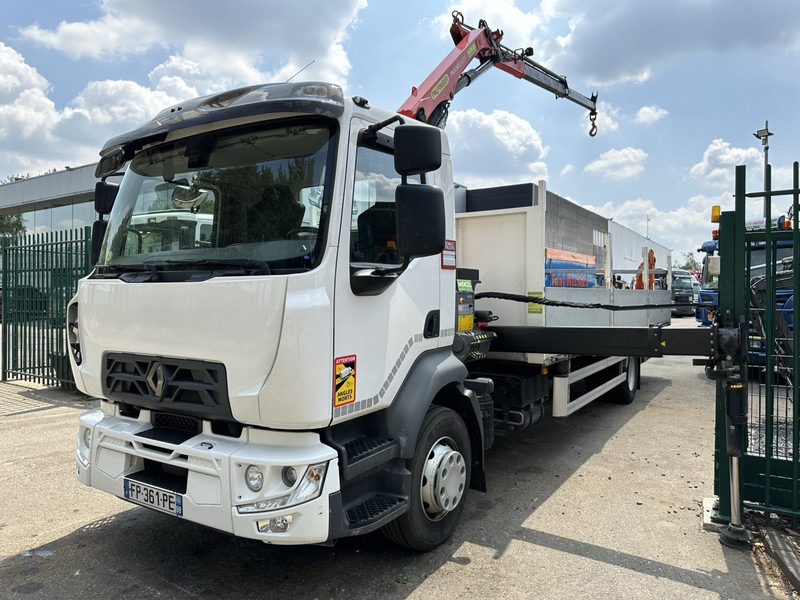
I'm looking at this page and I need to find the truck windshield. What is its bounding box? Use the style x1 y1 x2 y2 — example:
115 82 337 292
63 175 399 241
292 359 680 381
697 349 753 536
701 255 719 290
97 119 335 275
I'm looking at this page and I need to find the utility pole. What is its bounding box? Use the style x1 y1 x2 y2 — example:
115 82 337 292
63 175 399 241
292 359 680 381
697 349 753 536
753 120 773 218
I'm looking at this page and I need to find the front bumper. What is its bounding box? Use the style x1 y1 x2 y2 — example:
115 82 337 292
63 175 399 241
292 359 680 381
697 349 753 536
75 403 339 544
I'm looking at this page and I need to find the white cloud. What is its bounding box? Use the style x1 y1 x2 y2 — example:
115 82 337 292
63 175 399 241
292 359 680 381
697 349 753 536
0 41 189 176
19 1 367 90
19 15 161 60
0 87 58 140
590 100 618 135
451 108 548 157
537 1 800 86
581 191 730 261
447 108 549 188
0 43 50 102
584 147 647 181
635 105 668 124
439 1 542 47
689 139 761 189
0 2 369 178
560 164 574 176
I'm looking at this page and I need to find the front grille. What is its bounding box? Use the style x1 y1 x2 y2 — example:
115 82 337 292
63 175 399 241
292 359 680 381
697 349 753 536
104 353 233 421
153 413 201 435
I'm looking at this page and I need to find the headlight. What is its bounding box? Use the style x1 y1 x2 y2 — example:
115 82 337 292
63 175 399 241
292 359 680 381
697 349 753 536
245 465 264 492
281 466 297 487
82 427 92 450
237 462 328 513
76 425 91 467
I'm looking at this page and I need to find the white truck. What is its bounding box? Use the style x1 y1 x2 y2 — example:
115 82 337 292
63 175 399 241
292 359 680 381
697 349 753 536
71 16 688 551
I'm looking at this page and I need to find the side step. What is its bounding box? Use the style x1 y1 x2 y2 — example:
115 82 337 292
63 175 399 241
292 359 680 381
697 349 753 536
341 437 401 481
346 494 408 534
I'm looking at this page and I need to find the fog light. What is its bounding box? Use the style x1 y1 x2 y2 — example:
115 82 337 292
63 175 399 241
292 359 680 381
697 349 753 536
257 515 292 533
245 465 264 492
271 515 292 532
281 466 297 487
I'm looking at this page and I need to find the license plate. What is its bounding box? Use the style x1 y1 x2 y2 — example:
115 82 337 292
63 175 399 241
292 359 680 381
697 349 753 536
124 479 183 516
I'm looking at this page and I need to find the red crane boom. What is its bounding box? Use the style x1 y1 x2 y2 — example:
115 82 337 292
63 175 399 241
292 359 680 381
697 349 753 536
398 11 598 135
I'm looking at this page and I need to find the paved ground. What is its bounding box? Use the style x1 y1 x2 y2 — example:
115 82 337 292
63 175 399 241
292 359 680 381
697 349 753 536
0 318 797 599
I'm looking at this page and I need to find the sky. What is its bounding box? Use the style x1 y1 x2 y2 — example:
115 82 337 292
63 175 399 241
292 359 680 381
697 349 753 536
2 0 800 262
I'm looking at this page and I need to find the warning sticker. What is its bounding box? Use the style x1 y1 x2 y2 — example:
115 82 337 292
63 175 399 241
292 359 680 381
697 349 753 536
431 74 450 100
333 355 357 407
441 239 456 270
527 292 543 314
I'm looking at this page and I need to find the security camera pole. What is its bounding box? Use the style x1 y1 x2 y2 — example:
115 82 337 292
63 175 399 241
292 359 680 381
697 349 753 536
753 121 773 218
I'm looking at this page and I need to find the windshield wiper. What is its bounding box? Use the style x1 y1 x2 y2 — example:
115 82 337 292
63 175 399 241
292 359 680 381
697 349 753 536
162 258 272 275
92 262 162 282
95 263 158 274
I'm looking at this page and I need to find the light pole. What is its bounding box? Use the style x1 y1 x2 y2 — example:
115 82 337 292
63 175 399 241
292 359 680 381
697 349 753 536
753 120 773 217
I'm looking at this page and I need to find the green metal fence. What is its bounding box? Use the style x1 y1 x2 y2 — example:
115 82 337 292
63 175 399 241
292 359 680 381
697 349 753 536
716 163 799 528
2 227 92 387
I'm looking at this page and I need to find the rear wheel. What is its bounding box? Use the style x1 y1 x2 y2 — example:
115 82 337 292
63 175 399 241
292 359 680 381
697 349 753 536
613 357 640 404
382 406 471 551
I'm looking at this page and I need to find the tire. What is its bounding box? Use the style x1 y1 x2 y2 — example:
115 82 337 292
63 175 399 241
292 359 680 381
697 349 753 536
382 406 471 551
613 357 639 404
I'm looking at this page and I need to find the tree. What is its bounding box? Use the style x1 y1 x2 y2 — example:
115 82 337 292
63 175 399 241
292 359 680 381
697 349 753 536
0 214 26 236
1 173 32 184
674 252 701 271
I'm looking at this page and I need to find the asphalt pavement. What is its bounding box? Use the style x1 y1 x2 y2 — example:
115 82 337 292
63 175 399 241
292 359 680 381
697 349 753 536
0 317 797 599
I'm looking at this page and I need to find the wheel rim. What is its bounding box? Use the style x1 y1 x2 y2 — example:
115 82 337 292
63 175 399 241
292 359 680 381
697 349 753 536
420 436 467 522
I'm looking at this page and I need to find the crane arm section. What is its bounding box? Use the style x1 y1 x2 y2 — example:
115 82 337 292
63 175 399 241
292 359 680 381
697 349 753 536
398 11 598 134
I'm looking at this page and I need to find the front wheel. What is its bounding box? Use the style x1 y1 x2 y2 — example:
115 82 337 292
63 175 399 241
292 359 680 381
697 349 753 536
382 406 471 551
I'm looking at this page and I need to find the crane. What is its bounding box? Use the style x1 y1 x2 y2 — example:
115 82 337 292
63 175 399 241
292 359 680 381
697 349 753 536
398 11 599 135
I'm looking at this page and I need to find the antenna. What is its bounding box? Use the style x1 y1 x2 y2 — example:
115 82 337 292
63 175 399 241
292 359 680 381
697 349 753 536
286 60 315 83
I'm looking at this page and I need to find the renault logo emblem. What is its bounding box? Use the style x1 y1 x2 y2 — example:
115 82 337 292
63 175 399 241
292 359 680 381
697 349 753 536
146 362 166 398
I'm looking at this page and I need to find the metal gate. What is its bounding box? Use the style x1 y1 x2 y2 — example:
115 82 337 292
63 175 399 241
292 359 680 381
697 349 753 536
715 163 799 528
2 227 92 386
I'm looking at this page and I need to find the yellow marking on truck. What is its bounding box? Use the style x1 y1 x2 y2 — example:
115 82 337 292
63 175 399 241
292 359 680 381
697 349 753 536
334 355 357 407
527 292 543 314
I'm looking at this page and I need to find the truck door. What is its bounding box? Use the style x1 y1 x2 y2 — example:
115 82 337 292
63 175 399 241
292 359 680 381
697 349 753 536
332 118 442 422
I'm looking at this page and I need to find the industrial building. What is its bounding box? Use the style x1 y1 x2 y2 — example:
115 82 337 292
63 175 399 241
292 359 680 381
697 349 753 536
0 164 98 235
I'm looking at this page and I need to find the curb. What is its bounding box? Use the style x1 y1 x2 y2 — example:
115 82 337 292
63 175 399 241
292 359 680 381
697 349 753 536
761 527 800 593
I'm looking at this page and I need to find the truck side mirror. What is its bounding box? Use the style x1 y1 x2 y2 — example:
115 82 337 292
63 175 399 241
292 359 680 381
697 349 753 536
394 125 442 176
95 147 126 179
94 181 119 215
396 184 445 258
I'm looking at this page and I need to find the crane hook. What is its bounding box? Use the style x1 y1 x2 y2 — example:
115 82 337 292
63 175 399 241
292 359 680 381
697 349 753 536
588 110 598 137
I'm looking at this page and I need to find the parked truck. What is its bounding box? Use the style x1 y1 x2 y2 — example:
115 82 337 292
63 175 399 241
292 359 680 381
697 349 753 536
72 14 691 551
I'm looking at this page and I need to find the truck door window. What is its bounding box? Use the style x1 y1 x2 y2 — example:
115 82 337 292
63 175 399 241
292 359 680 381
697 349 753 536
350 144 418 266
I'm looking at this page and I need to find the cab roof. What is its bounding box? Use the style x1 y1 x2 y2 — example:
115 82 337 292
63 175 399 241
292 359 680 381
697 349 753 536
99 82 345 156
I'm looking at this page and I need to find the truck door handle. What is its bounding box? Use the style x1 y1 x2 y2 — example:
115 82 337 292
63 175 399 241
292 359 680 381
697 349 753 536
424 310 440 339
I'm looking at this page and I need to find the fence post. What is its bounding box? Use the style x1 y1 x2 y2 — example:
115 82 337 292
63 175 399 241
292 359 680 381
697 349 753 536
2 236 8 381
